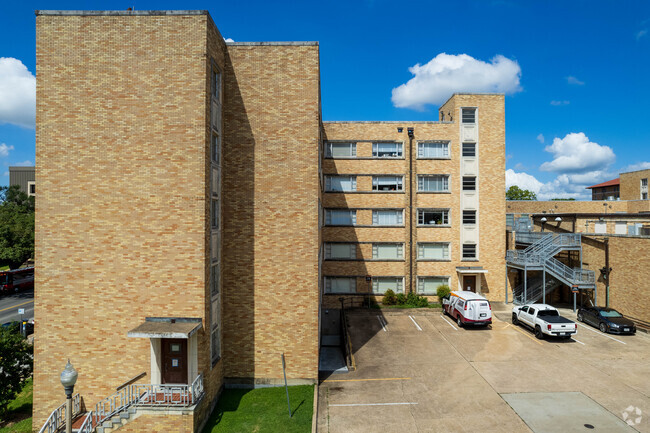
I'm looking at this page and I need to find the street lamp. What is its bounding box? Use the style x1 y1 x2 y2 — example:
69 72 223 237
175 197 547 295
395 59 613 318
60 360 78 433
540 217 547 232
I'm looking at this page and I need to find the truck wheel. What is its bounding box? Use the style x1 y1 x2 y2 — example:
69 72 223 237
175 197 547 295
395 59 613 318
599 323 607 333
577 313 583 322
512 314 519 325
534 326 544 340
456 314 463 328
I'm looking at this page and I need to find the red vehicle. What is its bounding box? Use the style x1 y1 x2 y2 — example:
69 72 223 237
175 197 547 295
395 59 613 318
0 267 34 293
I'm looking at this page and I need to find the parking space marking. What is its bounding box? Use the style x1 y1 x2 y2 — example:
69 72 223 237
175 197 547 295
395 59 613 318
330 402 418 407
408 315 422 331
440 315 458 330
571 338 586 345
577 323 626 344
323 377 411 383
510 324 544 345
377 315 388 332
0 300 33 313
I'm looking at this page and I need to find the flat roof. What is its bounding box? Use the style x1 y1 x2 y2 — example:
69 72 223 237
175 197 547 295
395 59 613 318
227 42 318 46
36 10 208 16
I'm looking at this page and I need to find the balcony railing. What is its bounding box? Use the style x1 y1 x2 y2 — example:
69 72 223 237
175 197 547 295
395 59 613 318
38 393 82 433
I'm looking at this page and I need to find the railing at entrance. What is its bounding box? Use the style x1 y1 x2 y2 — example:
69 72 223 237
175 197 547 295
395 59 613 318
38 393 82 433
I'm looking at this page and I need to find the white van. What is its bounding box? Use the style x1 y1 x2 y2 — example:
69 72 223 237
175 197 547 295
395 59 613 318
442 291 492 327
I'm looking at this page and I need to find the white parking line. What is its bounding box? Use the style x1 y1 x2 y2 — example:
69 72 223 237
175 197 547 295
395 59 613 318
571 338 586 345
330 402 418 407
578 323 626 345
377 316 387 332
408 315 422 331
440 315 458 331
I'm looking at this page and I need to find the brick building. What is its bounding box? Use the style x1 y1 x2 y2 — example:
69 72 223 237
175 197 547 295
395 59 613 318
34 10 505 432
585 168 650 201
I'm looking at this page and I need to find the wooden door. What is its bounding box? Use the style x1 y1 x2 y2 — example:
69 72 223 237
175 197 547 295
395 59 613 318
161 339 188 384
464 275 477 292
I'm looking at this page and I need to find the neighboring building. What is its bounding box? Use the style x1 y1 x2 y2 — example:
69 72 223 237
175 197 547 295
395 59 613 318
620 168 650 201
586 178 619 201
8 166 35 197
321 94 506 306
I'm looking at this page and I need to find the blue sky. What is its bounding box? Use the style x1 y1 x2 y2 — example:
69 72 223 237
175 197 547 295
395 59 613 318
1 0 649 198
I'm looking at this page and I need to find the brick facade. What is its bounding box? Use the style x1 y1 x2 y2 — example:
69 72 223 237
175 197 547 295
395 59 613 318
620 169 650 201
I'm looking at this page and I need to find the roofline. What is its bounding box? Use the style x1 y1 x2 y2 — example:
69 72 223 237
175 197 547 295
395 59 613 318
227 41 318 46
35 10 208 16
323 121 452 124
620 168 650 176
523 212 650 218
439 92 505 108
8 166 35 170
585 178 620 189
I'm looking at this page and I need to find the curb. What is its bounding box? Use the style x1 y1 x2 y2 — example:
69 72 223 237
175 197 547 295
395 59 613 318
311 382 318 433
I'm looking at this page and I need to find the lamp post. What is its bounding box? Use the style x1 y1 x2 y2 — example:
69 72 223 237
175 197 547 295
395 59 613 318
60 360 78 433
540 217 547 232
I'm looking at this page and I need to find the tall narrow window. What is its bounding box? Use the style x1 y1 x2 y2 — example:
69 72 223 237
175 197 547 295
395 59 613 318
462 108 476 124
212 198 219 229
212 133 220 164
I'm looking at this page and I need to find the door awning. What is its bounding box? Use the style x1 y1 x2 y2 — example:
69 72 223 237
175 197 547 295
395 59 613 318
127 317 202 339
456 267 488 274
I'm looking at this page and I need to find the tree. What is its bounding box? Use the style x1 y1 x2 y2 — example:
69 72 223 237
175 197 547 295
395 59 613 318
0 186 35 269
506 185 537 201
0 323 33 418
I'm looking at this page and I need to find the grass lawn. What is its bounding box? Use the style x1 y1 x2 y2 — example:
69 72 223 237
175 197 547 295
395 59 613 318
202 385 313 433
0 378 33 433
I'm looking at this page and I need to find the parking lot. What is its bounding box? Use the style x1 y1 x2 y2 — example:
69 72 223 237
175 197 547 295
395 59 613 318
318 306 650 433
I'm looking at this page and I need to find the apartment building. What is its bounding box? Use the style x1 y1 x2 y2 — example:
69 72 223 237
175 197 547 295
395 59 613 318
584 168 650 201
321 94 506 306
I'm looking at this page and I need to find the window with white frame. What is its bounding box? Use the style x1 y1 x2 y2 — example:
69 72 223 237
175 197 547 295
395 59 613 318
372 277 403 294
372 176 403 191
462 176 476 191
372 209 403 226
325 243 357 259
462 243 477 259
372 243 403 260
418 209 449 226
325 209 357 226
325 142 356 158
417 276 450 295
462 210 477 225
418 175 449 192
418 141 450 158
462 108 476 124
642 178 648 187
418 243 450 260
324 277 357 293
27 181 35 197
373 142 402 158
325 175 357 192
462 142 476 157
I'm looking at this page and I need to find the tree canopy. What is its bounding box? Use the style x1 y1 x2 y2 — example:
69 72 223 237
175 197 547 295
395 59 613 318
0 186 35 269
506 185 537 201
0 323 33 417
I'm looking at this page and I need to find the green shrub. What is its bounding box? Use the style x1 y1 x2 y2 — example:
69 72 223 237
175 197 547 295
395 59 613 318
396 293 407 305
436 284 451 302
406 292 429 308
382 289 397 305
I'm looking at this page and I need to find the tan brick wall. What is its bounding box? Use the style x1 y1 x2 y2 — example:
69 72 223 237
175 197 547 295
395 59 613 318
222 44 320 382
609 236 650 323
35 13 219 429
117 412 194 433
507 200 629 214
321 94 506 303
620 169 650 201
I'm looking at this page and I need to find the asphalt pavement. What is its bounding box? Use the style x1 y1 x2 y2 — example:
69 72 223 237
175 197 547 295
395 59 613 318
0 289 34 324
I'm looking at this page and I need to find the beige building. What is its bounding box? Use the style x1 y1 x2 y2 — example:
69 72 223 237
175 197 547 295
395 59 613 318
34 10 506 433
321 94 506 306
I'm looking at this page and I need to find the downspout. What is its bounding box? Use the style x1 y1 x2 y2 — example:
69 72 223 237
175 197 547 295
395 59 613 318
408 127 414 294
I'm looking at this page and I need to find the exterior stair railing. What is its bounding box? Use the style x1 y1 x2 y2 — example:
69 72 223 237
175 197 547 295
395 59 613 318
38 393 82 433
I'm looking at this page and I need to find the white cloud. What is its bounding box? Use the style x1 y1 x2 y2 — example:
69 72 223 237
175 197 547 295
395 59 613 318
224 37 234 43
0 58 35 129
622 161 650 172
637 29 648 40
12 160 32 166
540 132 615 174
536 133 544 144
550 100 570 106
506 169 597 200
506 169 543 193
391 53 522 110
0 143 14 157
566 76 585 85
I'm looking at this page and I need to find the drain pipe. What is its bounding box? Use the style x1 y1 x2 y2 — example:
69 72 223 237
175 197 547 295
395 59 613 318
408 127 414 294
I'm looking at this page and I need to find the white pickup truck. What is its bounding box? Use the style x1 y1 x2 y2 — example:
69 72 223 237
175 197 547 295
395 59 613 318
512 304 577 340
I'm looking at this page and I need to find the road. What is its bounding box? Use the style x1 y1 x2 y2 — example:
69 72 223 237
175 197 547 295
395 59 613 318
0 289 34 324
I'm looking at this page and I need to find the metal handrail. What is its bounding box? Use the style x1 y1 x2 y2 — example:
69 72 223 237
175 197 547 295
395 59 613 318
38 393 81 433
77 411 93 433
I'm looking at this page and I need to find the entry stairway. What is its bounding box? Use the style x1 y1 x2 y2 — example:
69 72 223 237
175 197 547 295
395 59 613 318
506 232 596 305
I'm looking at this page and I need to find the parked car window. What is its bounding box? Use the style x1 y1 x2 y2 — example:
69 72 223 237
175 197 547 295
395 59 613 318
521 306 529 313
600 309 623 318
528 307 536 315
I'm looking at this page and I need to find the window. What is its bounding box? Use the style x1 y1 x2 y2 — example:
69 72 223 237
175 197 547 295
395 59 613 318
462 108 476 124
462 177 476 191
373 142 402 158
325 176 357 192
326 142 356 158
418 175 449 192
643 192 649 200
211 264 220 297
418 141 449 158
372 176 403 191
325 277 356 293
372 210 403 226
212 198 219 229
372 243 403 260
212 65 221 101
462 244 477 259
210 264 221 363
462 142 476 157
417 276 450 295
418 209 449 226
417 243 450 260
325 243 356 259
642 178 648 187
372 277 403 294
212 133 220 164
463 210 477 225
326 210 357 226
27 181 35 197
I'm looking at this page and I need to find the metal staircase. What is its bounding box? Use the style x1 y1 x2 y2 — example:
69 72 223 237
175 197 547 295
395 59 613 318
512 274 563 305
506 231 596 305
